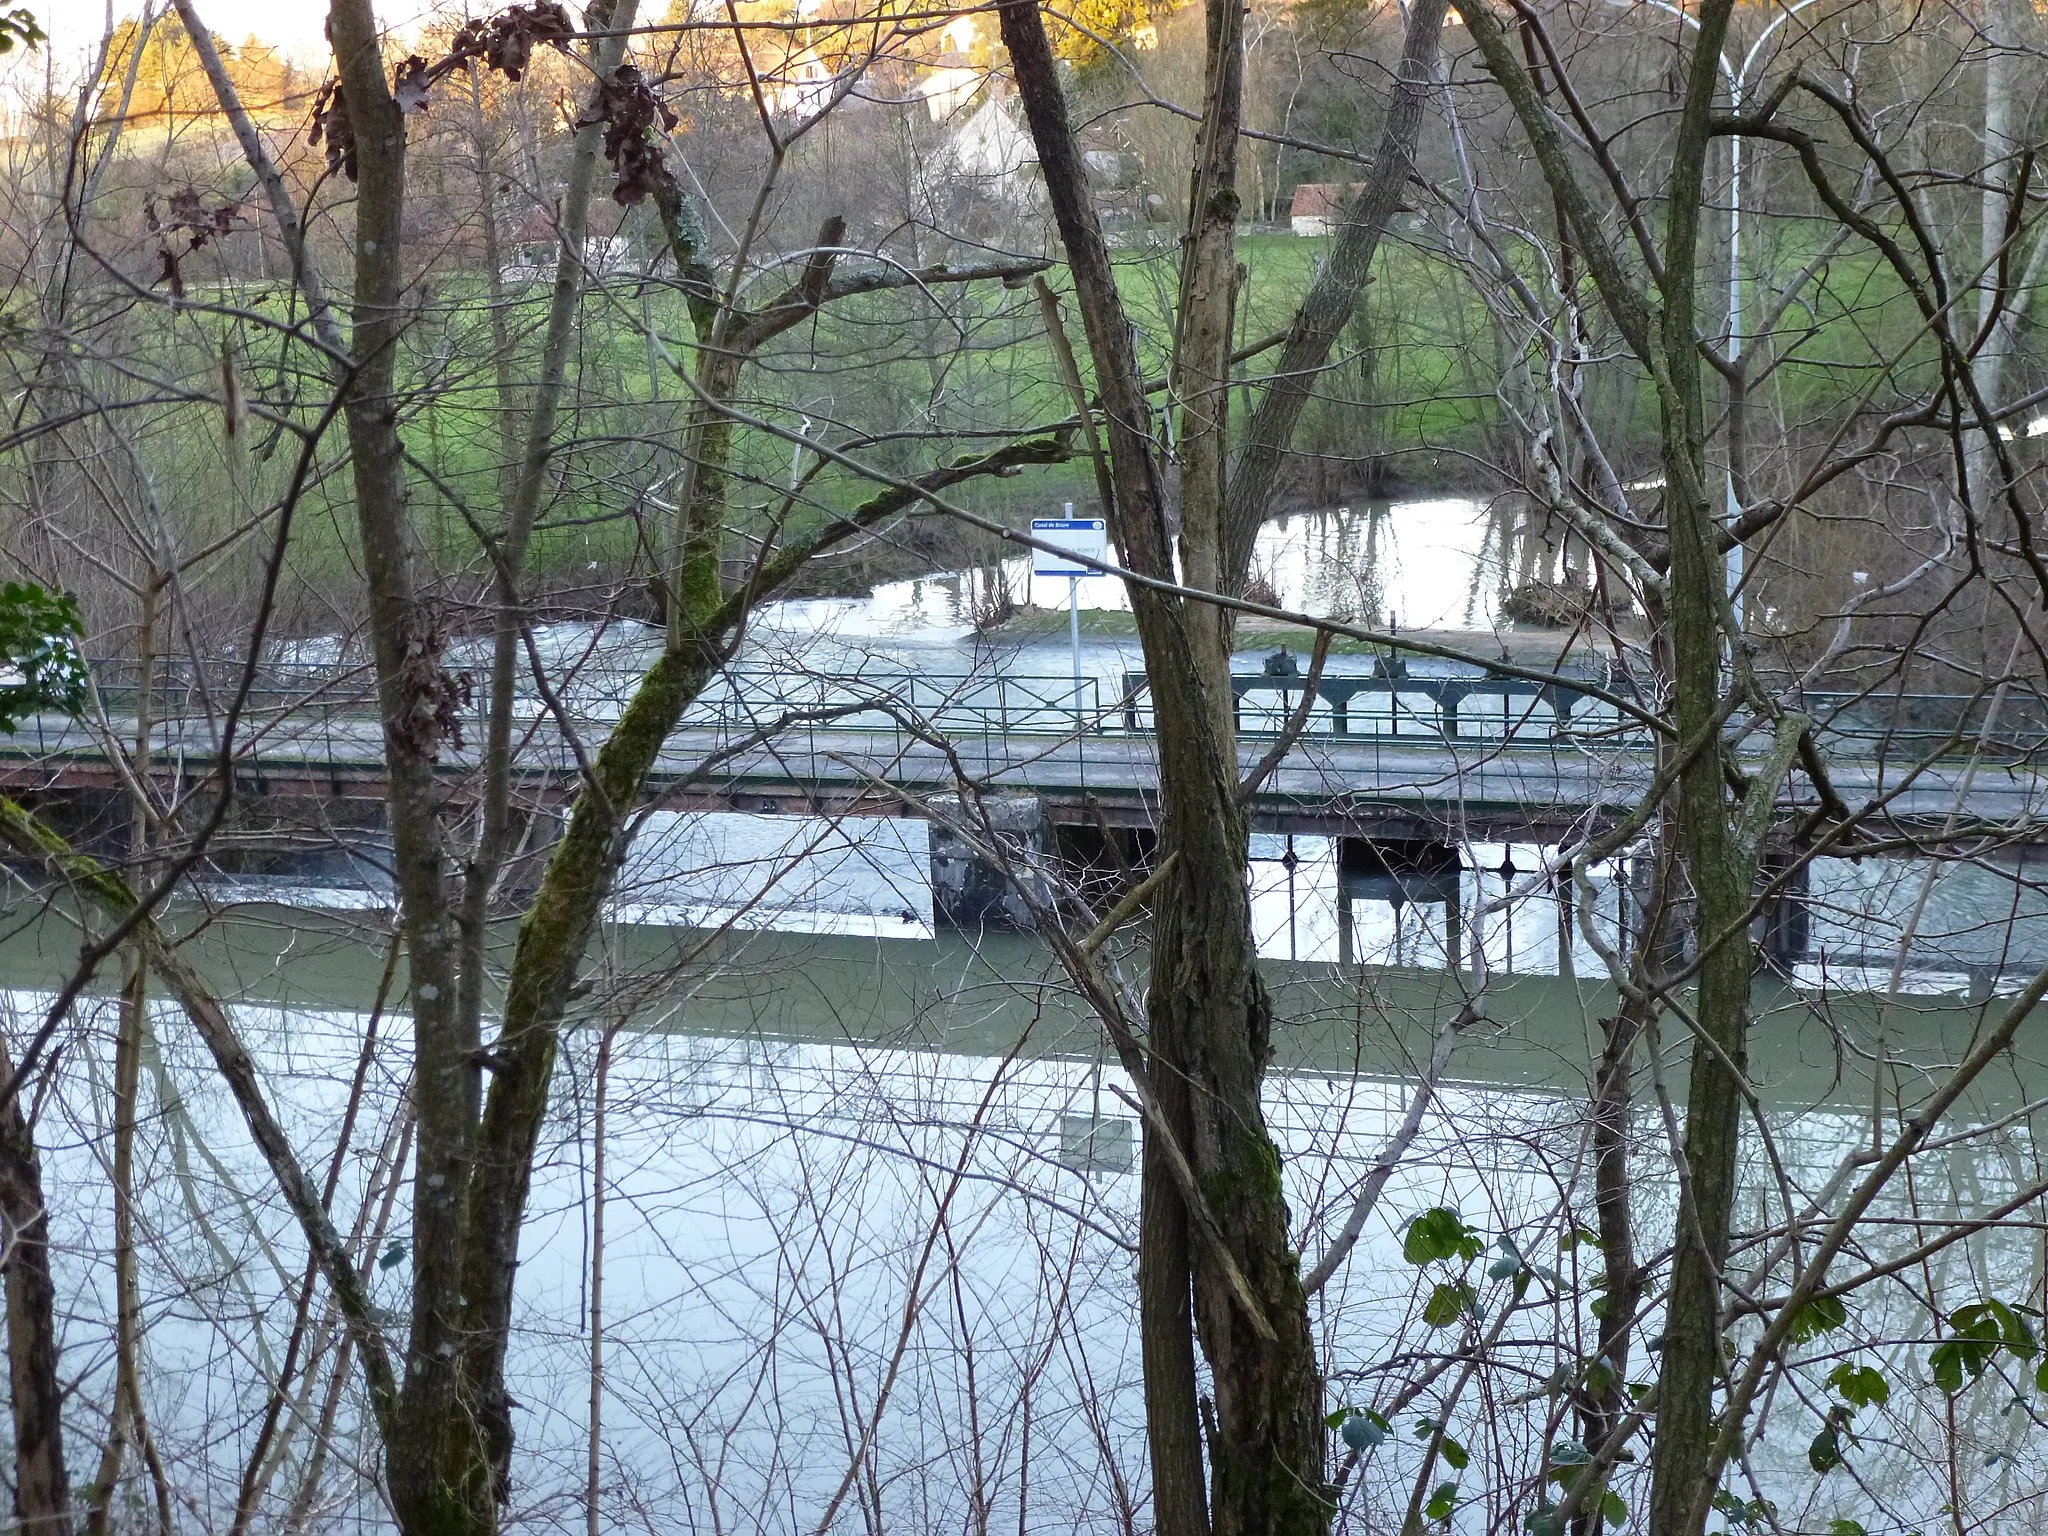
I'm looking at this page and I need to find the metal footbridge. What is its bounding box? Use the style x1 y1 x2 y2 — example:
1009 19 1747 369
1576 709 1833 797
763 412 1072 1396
5 664 2046 842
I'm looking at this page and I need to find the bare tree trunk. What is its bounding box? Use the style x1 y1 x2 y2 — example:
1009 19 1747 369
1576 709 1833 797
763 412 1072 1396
1168 0 1247 735
1568 849 1668 1536
1966 0 2026 514
170 0 346 357
87 573 167 1536
996 4 1329 1531
1648 12 1753 1533
1222 0 1447 571
322 6 487 1529
454 0 640 1049
0 1039 71 1536
586 1026 616 1536
1439 4 1797 1530
177 9 1066 1527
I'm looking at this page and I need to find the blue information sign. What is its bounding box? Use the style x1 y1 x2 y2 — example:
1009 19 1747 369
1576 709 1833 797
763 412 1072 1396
1031 517 1109 577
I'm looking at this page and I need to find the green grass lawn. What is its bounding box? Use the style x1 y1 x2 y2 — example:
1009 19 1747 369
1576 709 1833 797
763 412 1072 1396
100 216 1948 602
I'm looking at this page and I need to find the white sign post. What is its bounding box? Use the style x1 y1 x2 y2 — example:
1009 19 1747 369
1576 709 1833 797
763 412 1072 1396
1031 504 1109 728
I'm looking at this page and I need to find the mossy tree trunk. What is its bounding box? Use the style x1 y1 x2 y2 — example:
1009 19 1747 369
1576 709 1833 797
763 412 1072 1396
997 2 1442 1530
1447 5 1798 1532
0 1038 69 1536
220 6 1073 1532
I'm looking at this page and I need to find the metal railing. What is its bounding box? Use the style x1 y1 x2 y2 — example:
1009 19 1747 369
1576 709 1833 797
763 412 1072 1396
19 660 2048 766
1126 670 1633 744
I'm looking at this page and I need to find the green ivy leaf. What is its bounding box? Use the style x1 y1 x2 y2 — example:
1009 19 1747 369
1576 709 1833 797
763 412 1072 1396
0 8 43 53
1581 1355 1617 1395
1826 1522 1867 1536
1828 1362 1890 1410
1786 1293 1848 1343
1710 1492 1777 1530
1549 1439 1592 1467
0 582 86 734
1600 1490 1627 1528
1954 1300 2038 1360
1404 1208 1483 1266
1338 1411 1387 1451
1440 1434 1470 1472
1424 1482 1458 1522
1423 1280 1477 1329
1931 1340 1963 1394
1949 1302 2006 1344
1931 1338 1996 1395
1809 1424 1845 1474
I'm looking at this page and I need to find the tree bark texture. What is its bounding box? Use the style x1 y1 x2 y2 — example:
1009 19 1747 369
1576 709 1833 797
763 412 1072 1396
323 4 485 1528
456 0 640 1049
1443 4 1754 1531
1167 0 1246 734
193 5 1063 1530
0 1040 71 1536
997 4 1328 1532
1647 8 1751 1533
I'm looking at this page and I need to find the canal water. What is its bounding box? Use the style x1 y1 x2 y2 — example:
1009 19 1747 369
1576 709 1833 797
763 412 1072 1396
20 498 2048 1530
849 498 1514 634
5 885 2046 1533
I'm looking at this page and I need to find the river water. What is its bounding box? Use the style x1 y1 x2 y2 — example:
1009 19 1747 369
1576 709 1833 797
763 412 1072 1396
369 499 1580 729
18 497 2048 1531
5 904 2044 1533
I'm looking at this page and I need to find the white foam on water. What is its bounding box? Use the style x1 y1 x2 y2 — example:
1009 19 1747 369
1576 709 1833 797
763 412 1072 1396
611 810 935 938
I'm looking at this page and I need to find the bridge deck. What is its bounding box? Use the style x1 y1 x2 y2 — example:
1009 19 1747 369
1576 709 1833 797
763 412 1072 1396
6 699 2044 840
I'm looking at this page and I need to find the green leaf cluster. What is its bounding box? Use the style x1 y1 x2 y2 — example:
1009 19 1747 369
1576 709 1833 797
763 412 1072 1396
1710 1490 1777 1529
1539 1441 1625 1528
1827 1362 1889 1410
0 8 41 53
1808 1405 1854 1474
1403 1207 1483 1266
1785 1293 1849 1344
1804 1358 1893 1477
1412 1415 1470 1471
1423 1481 1459 1522
1423 1279 1478 1329
1327 1406 1389 1452
1931 1298 2038 1394
0 583 86 733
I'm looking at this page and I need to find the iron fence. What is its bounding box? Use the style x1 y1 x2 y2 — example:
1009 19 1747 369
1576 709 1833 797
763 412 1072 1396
12 660 2048 769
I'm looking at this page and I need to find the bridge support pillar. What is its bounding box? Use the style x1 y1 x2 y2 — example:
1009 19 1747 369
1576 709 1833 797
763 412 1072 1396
1334 839 1462 968
1758 850 1810 976
930 794 1046 930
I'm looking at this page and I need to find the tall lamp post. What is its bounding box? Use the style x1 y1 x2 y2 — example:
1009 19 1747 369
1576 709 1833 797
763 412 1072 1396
1608 0 1822 632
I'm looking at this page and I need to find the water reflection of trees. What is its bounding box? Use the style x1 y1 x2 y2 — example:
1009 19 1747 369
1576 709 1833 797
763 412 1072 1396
3 879 2048 1533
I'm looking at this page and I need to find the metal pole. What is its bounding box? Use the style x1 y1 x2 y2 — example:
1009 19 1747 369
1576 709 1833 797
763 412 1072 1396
1069 573 1083 730
1065 500 1085 731
1725 73 1744 636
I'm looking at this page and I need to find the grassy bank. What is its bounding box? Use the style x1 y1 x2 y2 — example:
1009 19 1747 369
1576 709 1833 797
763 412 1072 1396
76 220 1940 628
